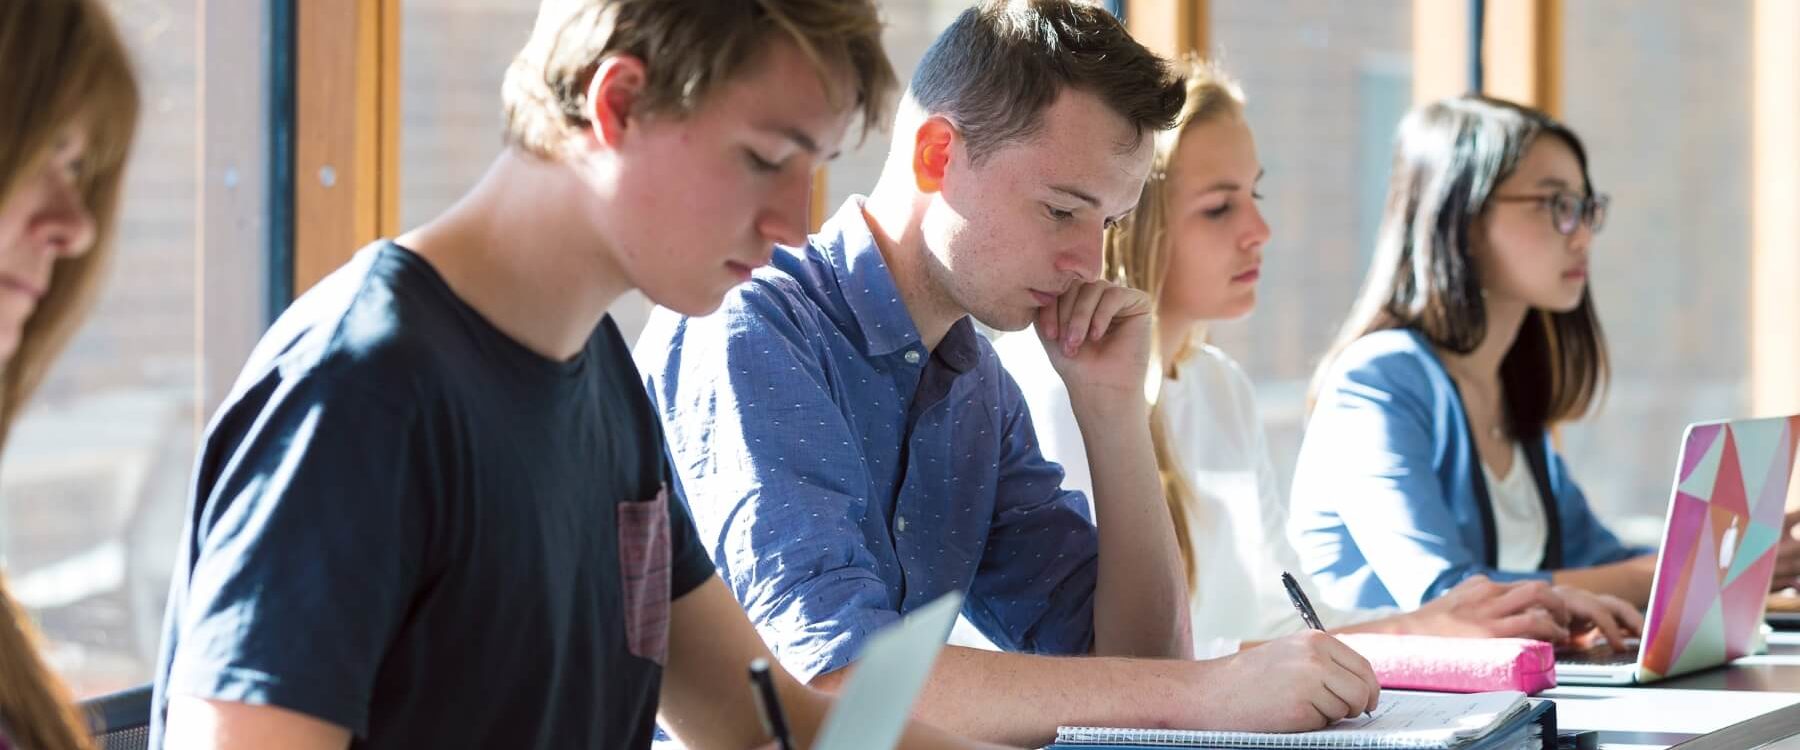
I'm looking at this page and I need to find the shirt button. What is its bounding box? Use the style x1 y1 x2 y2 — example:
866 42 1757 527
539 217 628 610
896 515 908 533
904 350 921 364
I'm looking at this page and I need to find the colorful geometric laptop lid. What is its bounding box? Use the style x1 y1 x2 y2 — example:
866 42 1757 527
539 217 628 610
1638 415 1800 681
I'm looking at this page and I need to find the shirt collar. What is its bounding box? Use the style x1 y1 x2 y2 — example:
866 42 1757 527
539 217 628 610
935 317 981 374
816 196 924 358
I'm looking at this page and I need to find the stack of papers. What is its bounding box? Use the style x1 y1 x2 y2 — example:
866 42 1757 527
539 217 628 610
1054 691 1544 749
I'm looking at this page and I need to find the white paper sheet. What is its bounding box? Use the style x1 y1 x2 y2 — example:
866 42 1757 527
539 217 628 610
1545 686 1800 734
1764 630 1800 648
1730 654 1800 666
813 592 962 750
1057 690 1529 748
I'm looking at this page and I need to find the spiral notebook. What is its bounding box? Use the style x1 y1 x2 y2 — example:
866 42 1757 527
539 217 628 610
1055 691 1534 749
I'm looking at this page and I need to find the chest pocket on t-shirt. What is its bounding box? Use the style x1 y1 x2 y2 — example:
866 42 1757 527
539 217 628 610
618 487 673 666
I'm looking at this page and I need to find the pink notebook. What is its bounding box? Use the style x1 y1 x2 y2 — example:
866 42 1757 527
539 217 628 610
1339 633 1557 695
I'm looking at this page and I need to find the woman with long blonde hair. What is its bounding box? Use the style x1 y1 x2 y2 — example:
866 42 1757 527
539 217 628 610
0 0 141 747
994 58 1643 657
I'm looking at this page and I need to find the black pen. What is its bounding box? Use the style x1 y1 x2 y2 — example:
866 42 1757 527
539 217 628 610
1281 572 1370 718
748 657 796 750
1281 571 1327 631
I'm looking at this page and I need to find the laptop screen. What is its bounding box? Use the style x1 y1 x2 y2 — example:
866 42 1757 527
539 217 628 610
1638 415 1800 680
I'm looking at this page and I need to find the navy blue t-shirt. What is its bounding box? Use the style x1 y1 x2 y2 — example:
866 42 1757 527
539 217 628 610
149 242 715 749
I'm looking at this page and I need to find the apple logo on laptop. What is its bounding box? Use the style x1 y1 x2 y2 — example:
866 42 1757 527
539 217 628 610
1720 516 1742 572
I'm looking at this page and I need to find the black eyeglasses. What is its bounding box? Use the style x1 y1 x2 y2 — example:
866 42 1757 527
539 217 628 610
1489 190 1610 236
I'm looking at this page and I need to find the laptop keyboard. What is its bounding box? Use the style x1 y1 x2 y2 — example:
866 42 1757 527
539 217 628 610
1558 649 1638 667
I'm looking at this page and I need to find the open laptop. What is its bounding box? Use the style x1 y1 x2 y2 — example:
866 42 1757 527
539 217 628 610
1558 415 1800 685
812 591 962 750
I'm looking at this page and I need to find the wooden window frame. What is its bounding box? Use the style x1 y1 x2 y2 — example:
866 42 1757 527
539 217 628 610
811 169 830 233
1413 0 1560 114
293 0 400 296
1412 1 1472 106
1482 0 1561 116
1126 0 1208 60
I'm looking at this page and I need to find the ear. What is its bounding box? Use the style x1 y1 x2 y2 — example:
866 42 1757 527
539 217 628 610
585 54 649 149
912 116 957 194
1465 212 1489 258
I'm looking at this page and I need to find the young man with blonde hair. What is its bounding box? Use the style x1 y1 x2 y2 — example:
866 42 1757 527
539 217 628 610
638 2 1382 746
150 2 991 749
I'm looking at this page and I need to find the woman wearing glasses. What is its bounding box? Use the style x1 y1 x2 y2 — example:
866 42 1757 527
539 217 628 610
1288 96 1658 641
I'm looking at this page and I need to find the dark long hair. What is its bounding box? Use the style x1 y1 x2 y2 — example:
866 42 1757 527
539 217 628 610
1312 96 1608 439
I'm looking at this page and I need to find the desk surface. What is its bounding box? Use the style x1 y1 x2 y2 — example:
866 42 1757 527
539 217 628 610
1661 632 1800 687
1545 630 1800 748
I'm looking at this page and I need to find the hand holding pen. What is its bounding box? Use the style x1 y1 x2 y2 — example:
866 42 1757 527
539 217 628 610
1283 571 1372 718
749 657 796 750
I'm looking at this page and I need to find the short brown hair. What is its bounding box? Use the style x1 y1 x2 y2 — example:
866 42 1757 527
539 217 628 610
503 0 897 158
909 0 1185 163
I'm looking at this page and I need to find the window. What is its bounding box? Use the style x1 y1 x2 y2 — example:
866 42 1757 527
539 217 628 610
399 0 657 341
0 0 273 695
398 0 532 231
1558 0 1753 535
1204 0 1415 489
822 1 972 215
9 0 1747 698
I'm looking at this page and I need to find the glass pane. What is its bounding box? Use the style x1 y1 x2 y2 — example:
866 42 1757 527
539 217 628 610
1559 0 1752 536
399 0 655 340
398 0 532 230
0 0 270 695
822 1 971 215
1206 0 1414 488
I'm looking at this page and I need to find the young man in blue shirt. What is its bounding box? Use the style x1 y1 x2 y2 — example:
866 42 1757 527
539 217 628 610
636 2 1388 745
150 2 996 748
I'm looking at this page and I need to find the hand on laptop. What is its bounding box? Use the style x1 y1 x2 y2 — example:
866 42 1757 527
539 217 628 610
1196 630 1381 732
1771 509 1800 592
1399 576 1572 642
1555 585 1643 653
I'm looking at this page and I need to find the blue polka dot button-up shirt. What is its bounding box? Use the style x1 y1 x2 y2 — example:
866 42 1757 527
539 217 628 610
634 197 1099 681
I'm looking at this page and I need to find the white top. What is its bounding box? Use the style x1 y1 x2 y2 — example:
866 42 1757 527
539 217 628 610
992 332 1396 657
1482 443 1548 572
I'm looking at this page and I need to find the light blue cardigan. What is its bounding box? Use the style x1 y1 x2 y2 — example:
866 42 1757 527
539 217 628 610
1289 328 1647 610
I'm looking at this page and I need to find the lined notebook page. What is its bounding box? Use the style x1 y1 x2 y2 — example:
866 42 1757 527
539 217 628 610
1056 691 1528 749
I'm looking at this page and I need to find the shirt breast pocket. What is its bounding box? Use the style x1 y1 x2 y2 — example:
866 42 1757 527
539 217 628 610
618 487 673 665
